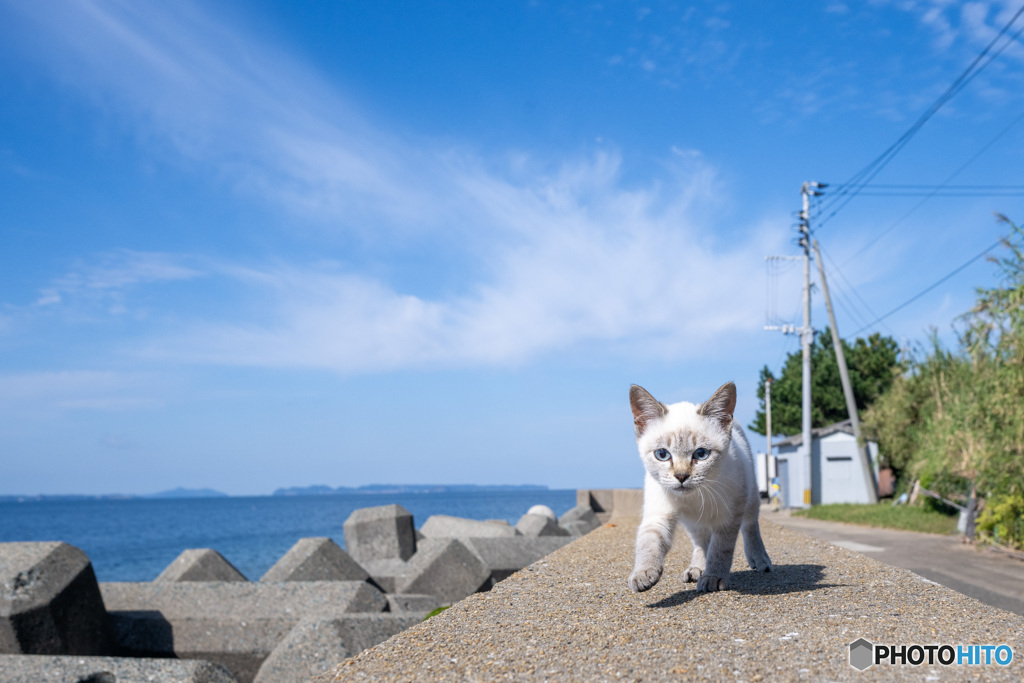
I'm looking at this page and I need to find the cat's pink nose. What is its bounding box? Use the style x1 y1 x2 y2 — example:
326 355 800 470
675 473 689 483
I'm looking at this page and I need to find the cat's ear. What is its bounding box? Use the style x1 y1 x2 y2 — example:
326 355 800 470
698 382 737 429
630 385 667 438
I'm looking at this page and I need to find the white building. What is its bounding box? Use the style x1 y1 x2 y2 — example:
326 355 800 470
754 451 777 498
773 420 879 508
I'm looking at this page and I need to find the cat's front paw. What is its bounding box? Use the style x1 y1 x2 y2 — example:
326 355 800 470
695 573 728 592
628 564 663 592
682 566 703 583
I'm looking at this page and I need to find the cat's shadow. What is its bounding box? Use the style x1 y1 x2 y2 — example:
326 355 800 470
646 563 834 609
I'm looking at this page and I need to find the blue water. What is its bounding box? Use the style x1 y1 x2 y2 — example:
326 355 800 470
0 490 577 582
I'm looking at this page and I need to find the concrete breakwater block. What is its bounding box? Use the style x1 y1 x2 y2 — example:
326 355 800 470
610 489 644 518
576 489 614 515
343 504 416 565
420 515 520 539
0 541 114 656
0 654 238 683
102 581 387 682
361 558 407 594
576 488 643 522
558 505 601 536
108 614 292 683
385 593 437 613
464 537 574 588
515 513 570 537
395 539 490 605
526 504 557 520
253 614 426 683
101 580 387 619
157 549 248 583
260 538 369 583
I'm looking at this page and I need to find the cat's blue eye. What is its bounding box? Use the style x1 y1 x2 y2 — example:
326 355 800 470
692 447 710 461
654 448 671 462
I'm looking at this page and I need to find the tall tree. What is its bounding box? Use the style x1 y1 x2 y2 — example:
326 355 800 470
748 330 900 436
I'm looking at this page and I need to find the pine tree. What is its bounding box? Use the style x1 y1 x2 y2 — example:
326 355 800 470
748 330 900 436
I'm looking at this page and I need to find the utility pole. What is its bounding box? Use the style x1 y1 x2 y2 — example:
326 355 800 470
763 182 821 508
765 377 772 461
797 182 819 507
812 239 878 503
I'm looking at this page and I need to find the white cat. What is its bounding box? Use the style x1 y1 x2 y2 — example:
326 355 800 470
627 382 772 593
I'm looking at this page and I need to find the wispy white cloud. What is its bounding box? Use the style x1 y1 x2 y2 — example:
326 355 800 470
894 0 1024 63
35 250 201 313
0 370 165 413
134 154 784 373
3 0 444 233
2 0 792 375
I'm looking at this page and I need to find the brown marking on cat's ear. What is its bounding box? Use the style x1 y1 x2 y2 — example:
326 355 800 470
698 382 737 429
630 385 667 438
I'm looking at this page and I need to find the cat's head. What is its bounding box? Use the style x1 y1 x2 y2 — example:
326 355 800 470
629 382 737 495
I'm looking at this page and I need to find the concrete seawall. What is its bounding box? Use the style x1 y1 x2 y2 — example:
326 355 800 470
316 514 1024 681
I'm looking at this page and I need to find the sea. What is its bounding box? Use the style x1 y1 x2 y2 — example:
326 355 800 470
0 489 577 582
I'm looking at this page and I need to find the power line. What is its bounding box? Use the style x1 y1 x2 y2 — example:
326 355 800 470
812 4 1024 230
849 237 1006 337
839 109 1024 268
854 184 1024 190
827 279 872 332
854 189 1024 197
818 244 890 330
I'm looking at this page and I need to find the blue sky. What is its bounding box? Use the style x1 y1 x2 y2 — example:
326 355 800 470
2 0 1023 496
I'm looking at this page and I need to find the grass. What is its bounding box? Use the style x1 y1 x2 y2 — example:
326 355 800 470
422 605 450 621
792 502 959 535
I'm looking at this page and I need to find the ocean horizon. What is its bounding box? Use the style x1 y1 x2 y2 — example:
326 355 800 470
0 488 578 582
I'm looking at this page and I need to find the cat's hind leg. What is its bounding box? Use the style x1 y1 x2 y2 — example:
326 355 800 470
680 521 710 583
741 505 772 572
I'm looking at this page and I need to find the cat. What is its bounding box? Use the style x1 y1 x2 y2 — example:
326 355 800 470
627 381 772 593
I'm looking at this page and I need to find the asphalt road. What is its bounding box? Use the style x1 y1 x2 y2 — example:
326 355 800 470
764 505 1024 618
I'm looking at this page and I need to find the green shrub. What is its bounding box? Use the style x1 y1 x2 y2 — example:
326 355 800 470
976 493 1024 550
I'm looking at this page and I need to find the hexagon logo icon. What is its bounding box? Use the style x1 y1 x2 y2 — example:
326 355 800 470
849 638 874 671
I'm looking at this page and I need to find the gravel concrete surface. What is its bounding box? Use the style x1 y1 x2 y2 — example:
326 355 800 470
314 516 1024 682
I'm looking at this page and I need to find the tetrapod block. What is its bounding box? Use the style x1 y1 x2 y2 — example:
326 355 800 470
260 538 369 582
343 505 416 564
156 549 248 583
0 541 113 655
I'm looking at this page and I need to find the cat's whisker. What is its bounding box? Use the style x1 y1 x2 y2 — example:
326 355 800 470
703 480 729 518
710 478 738 494
703 482 722 518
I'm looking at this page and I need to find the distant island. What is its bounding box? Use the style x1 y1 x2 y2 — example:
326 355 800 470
0 487 230 503
272 483 549 496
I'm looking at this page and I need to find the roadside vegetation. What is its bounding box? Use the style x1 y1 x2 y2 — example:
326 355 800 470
792 503 958 536
862 218 1024 551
